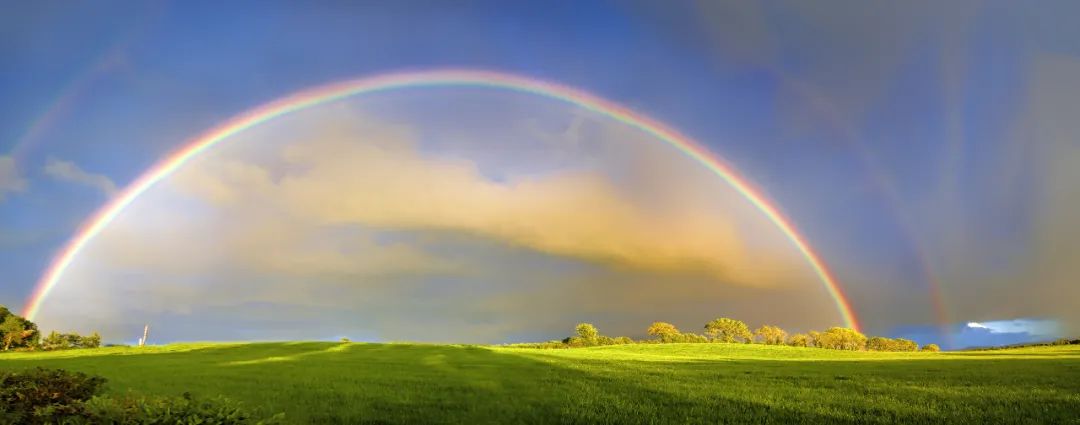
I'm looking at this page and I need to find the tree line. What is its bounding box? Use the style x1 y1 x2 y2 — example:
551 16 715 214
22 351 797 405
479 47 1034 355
0 305 101 351
518 318 940 352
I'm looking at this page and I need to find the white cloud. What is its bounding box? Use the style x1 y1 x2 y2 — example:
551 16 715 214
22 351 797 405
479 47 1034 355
44 157 118 197
0 155 28 201
971 319 1061 337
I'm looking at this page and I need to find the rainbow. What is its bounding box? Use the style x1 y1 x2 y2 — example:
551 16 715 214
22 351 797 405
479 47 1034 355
22 69 861 331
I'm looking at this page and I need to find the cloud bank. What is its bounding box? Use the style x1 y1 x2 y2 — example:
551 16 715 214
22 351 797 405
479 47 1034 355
36 94 839 343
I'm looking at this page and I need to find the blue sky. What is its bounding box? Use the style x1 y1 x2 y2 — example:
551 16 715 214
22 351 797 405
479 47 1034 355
2 1 1079 349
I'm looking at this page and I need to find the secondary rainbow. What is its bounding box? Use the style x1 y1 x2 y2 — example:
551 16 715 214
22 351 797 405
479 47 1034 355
23 69 861 331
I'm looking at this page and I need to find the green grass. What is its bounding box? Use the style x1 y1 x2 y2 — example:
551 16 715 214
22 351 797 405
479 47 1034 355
2 342 1079 424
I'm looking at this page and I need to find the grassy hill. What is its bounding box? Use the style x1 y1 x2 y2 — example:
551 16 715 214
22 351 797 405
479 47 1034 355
2 342 1079 424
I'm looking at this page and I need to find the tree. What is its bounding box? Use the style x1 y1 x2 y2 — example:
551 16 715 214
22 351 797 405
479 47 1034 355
754 325 788 345
788 333 810 347
81 332 102 349
41 330 102 350
43 331 67 350
575 323 600 345
894 338 918 352
816 327 867 351
808 331 823 348
1 315 34 351
647 322 681 343
0 306 38 351
867 336 893 351
921 343 941 352
704 318 752 343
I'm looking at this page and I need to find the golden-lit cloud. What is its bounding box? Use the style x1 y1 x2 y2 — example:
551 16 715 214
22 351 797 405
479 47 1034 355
39 96 835 342
169 110 803 286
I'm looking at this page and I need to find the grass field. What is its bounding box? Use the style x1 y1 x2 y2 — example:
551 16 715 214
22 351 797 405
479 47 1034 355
2 342 1079 424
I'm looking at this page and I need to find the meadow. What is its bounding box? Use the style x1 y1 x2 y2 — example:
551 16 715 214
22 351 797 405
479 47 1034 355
2 342 1078 424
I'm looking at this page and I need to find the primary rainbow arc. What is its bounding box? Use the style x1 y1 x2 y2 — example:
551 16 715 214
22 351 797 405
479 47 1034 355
23 69 861 331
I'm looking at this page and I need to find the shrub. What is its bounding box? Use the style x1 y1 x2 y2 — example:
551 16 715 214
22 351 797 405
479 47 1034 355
563 336 587 348
0 368 106 424
921 343 941 352
0 368 280 424
84 392 283 424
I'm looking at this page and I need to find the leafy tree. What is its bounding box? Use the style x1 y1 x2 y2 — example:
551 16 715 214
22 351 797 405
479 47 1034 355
704 318 752 343
82 332 102 349
807 330 823 348
867 336 893 351
754 325 788 345
614 336 634 345
41 331 102 350
816 327 867 351
1 315 36 351
575 323 600 345
921 343 941 352
894 338 918 352
647 322 681 342
0 306 39 351
867 336 919 352
788 333 810 347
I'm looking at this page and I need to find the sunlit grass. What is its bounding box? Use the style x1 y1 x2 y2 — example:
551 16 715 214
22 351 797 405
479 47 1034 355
2 343 1078 423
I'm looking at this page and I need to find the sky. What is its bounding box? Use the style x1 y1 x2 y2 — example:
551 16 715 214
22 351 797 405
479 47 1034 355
2 1 1079 349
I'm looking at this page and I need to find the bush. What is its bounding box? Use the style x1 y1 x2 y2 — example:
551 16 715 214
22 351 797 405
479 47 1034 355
0 368 280 424
84 392 283 424
0 368 106 424
921 343 941 352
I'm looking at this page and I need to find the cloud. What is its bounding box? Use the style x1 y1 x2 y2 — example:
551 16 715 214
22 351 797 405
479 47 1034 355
173 106 804 286
44 157 118 197
968 319 1061 336
35 97 838 342
0 156 28 201
893 319 1063 350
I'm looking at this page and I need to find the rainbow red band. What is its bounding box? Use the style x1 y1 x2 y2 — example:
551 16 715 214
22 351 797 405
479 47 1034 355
22 69 861 331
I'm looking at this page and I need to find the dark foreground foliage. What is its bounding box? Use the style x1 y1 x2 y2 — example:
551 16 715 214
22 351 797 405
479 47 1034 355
0 367 105 423
0 368 280 424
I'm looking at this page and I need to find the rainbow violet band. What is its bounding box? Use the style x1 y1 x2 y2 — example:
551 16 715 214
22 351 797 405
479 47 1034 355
22 69 861 331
